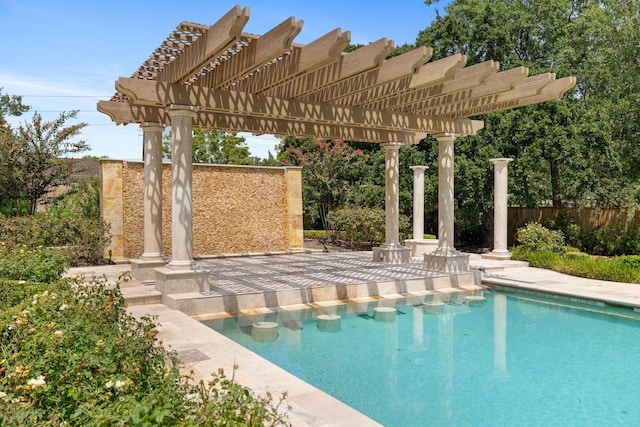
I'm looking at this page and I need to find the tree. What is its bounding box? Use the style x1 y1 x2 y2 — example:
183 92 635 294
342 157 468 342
0 89 30 213
162 129 254 165
0 88 29 126
14 111 89 214
416 0 634 211
281 138 368 231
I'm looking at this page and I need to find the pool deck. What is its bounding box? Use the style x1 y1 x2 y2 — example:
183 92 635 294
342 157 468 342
66 252 640 426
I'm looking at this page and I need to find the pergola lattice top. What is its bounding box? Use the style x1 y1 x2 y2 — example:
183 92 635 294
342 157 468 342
98 5 576 143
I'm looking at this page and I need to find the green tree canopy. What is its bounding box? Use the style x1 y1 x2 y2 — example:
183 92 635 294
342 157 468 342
162 129 254 165
416 0 637 213
15 111 89 214
280 137 369 231
0 88 29 127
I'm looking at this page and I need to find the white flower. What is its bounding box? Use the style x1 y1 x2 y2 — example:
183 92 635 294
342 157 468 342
54 330 64 337
59 304 69 311
27 375 46 387
114 380 126 390
0 391 6 399
105 380 114 388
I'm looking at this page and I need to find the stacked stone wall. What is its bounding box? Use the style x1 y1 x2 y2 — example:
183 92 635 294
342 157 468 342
101 160 302 259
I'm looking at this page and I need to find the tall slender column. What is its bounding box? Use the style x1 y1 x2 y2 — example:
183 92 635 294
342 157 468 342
130 123 167 281
485 158 513 259
423 133 470 272
167 105 198 269
140 123 164 260
383 142 402 246
436 133 456 254
410 166 428 240
372 142 411 263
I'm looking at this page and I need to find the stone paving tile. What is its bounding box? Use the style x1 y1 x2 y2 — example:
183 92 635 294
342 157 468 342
188 253 640 311
200 252 443 296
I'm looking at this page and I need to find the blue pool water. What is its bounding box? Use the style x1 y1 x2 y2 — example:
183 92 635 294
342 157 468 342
203 291 640 426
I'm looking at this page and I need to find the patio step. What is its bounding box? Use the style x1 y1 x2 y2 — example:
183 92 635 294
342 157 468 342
121 285 162 306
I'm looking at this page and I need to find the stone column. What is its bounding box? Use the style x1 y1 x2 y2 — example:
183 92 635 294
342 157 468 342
423 133 469 272
410 166 427 240
167 105 198 268
405 166 439 257
484 158 513 260
141 123 164 259
154 105 209 296
131 123 166 281
372 142 411 263
436 134 456 254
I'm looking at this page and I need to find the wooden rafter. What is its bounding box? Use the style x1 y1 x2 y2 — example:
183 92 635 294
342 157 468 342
156 5 250 84
101 4 576 143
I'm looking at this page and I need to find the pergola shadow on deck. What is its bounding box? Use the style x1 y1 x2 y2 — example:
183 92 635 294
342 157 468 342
98 5 574 302
136 252 489 317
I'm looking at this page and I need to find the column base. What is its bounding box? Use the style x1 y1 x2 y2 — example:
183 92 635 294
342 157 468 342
423 248 470 272
130 257 166 281
154 266 210 294
404 239 439 257
482 250 512 260
372 244 412 264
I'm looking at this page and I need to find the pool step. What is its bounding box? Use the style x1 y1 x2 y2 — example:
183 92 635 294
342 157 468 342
160 272 484 316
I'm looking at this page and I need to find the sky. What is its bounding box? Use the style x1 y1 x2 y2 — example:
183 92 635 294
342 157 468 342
0 0 449 161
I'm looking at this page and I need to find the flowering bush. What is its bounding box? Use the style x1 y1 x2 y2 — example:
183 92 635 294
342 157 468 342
0 213 110 266
0 246 68 283
515 222 567 254
0 276 291 426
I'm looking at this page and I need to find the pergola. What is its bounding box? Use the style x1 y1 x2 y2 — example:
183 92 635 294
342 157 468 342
98 5 575 288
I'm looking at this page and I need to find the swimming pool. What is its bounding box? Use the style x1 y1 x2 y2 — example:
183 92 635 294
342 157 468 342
203 290 640 426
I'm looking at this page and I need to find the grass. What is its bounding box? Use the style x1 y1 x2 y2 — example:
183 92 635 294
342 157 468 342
511 248 640 284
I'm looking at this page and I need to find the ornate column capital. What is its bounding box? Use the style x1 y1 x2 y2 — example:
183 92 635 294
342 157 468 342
489 158 514 165
380 141 405 149
167 104 199 118
141 122 165 132
410 165 429 172
433 133 458 142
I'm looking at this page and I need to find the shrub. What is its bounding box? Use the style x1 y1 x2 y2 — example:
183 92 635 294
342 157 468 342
580 225 640 257
0 247 68 283
515 222 566 254
328 207 385 246
0 280 64 311
0 276 291 426
328 207 410 247
304 230 328 240
542 215 581 248
47 177 101 221
0 213 110 266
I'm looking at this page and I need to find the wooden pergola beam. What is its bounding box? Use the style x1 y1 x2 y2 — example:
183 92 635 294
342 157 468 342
231 28 351 94
111 77 484 136
155 5 250 83
193 16 303 89
411 66 530 115
448 76 576 118
265 37 394 100
299 46 433 104
348 54 467 109
97 100 431 143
